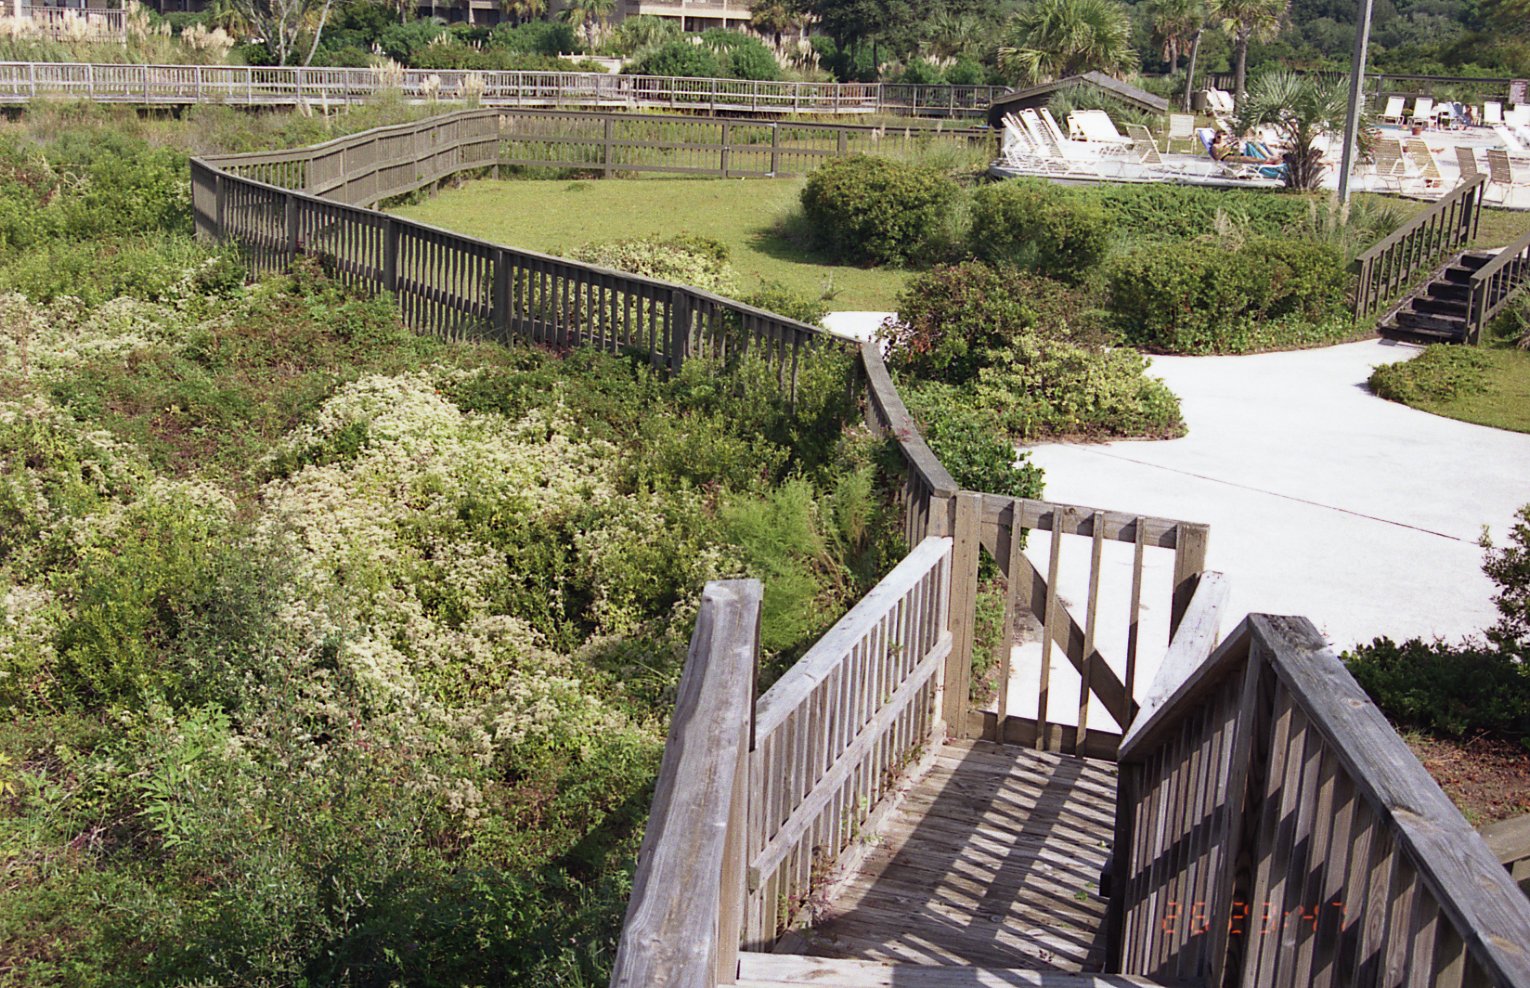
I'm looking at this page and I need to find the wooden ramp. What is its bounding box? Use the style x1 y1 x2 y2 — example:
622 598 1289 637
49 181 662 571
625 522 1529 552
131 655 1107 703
784 740 1118 973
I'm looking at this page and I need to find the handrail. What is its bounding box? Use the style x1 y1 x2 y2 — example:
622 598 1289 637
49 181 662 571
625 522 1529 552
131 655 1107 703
859 341 959 545
0 60 1001 117
1481 813 1530 894
609 580 761 988
1110 613 1530 986
192 110 837 388
1467 227 1530 344
1352 174 1485 322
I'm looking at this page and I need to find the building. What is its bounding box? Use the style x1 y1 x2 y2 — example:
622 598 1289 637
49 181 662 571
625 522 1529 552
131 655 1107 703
620 0 751 31
1 0 126 39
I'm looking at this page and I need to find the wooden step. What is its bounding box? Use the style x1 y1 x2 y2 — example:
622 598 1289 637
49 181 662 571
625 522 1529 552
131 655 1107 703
1394 308 1467 334
1412 295 1469 317
1426 281 1471 302
737 953 1174 987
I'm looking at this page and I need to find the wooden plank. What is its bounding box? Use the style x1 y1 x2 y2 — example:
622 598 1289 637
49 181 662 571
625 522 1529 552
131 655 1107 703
1480 813 1530 868
610 579 761 988
1036 516 1065 751
979 493 1198 550
1118 572 1231 760
1250 614 1530 987
1169 524 1209 641
943 494 982 737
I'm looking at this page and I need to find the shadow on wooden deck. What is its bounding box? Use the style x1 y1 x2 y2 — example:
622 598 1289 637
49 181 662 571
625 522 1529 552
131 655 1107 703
789 739 1119 972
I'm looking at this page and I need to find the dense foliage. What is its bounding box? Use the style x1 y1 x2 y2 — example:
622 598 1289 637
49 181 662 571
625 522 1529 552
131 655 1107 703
1369 345 1495 405
0 119 911 987
1106 236 1354 353
969 179 1113 283
1346 505 1530 747
883 262 1184 442
800 155 962 266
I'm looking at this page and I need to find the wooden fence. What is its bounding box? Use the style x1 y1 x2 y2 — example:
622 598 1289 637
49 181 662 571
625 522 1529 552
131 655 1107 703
194 110 837 387
1353 174 1486 323
1467 225 1530 344
0 60 1002 116
1110 614 1530 987
497 108 990 178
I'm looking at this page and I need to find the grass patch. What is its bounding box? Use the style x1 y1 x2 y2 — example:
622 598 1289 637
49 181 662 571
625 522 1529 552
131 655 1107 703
1369 346 1530 433
1360 194 1530 251
390 176 913 311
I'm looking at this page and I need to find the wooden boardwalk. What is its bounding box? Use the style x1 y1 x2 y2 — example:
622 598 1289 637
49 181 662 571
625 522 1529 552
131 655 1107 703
788 740 1118 973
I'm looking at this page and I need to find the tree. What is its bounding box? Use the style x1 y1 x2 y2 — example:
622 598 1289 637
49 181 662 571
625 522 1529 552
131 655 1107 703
1233 69 1346 190
223 0 336 64
561 0 617 46
501 0 547 27
997 0 1135 85
751 0 799 47
1179 0 1216 111
1218 0 1286 106
1145 0 1204 70
926 10 987 59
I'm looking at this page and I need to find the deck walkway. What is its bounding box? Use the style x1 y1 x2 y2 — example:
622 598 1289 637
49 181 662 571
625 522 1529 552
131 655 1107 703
785 740 1118 973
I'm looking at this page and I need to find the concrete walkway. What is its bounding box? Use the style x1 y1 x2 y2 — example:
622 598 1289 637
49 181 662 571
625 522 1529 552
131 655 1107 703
1022 338 1530 654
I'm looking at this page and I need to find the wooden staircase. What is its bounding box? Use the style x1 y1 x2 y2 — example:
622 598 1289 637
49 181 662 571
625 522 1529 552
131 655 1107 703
737 953 1172 987
1379 250 1493 343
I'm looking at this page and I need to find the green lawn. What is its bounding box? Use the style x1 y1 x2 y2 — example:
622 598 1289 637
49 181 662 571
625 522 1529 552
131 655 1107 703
391 176 913 311
1410 348 1530 434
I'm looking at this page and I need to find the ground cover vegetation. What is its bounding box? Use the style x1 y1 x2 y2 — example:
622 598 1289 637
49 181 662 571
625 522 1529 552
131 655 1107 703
1367 302 1530 434
0 109 933 985
1344 505 1530 821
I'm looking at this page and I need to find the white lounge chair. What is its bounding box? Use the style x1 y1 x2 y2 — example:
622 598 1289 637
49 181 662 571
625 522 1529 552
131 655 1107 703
1409 97 1436 128
1486 148 1522 201
1124 122 1191 178
1380 96 1406 125
1068 109 1134 149
1493 125 1530 156
1508 104 1530 129
1367 138 1410 194
1404 138 1444 191
1021 109 1106 178
1167 113 1196 153
1001 113 1063 174
1484 102 1504 127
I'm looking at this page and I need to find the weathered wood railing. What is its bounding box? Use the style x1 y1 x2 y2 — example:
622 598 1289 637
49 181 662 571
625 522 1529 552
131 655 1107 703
1353 174 1486 322
1467 226 1530 344
610 580 760 988
1109 614 1530 987
746 536 953 945
613 539 954 984
193 111 834 387
0 61 1000 116
1482 814 1530 897
497 108 989 179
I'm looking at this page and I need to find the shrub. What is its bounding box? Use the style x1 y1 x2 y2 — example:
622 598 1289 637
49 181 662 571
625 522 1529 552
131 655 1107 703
1083 183 1315 242
882 262 1060 382
490 20 578 55
897 58 946 84
945 57 990 86
568 235 736 294
799 155 962 266
1369 345 1493 405
1482 503 1530 655
1344 636 1530 746
969 179 1113 282
700 29 781 80
1106 237 1353 354
625 39 723 78
903 382 1045 498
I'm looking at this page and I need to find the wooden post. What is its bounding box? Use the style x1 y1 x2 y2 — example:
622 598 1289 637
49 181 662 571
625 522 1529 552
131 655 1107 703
382 217 399 295
1170 523 1210 640
941 492 982 739
492 247 510 344
602 115 613 175
213 172 226 241
284 191 299 264
769 123 780 177
720 120 731 178
668 288 691 375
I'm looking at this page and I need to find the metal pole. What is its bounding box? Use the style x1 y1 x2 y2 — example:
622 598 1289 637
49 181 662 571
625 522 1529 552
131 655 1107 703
1337 0 1376 205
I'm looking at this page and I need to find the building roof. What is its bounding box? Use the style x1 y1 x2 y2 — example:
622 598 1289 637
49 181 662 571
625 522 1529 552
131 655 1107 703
986 71 1170 127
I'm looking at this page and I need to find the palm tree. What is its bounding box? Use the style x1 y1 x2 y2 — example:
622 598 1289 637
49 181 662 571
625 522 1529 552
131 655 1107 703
1179 0 1215 111
561 0 616 46
1144 0 1203 72
750 0 798 48
1218 0 1286 107
501 0 546 27
927 10 986 61
997 0 1135 85
1234 69 1347 190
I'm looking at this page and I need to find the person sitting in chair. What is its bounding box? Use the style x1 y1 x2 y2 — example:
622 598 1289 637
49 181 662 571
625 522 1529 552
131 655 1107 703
1210 130 1281 164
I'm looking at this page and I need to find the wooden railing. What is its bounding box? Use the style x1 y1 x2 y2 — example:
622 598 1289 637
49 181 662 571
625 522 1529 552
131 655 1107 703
0 60 1000 116
609 580 760 988
193 111 833 387
1467 227 1530 344
1109 614 1530 987
497 108 990 179
1482 815 1530 897
746 536 953 945
612 539 954 983
1353 175 1485 322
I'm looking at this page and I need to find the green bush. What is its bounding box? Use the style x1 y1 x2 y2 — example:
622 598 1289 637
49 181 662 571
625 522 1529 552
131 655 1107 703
800 155 962 266
0 235 243 306
625 39 723 78
969 179 1114 282
1369 345 1494 405
902 382 1045 499
1106 237 1353 354
1344 636 1530 746
1082 183 1315 242
700 29 781 80
568 234 736 294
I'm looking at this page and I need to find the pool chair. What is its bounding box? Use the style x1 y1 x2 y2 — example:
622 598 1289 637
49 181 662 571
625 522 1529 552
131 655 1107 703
1197 128 1272 183
1486 149 1522 202
1068 110 1134 151
1508 105 1530 130
1456 145 1485 187
1001 113 1064 175
1493 125 1530 156
1370 138 1410 193
1380 96 1407 125
1410 97 1436 129
1124 122 1192 178
1404 138 1445 191
1021 109 1107 178
1167 113 1196 153
1484 102 1504 127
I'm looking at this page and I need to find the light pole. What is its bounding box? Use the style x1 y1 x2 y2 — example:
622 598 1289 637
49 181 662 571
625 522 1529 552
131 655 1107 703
1336 0 1375 205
